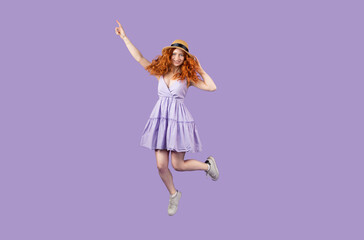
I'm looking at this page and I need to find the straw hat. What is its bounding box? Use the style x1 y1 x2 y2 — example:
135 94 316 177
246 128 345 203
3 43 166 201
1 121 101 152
162 39 193 57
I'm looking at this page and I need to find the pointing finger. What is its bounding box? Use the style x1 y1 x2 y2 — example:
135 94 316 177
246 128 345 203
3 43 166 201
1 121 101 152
116 20 121 27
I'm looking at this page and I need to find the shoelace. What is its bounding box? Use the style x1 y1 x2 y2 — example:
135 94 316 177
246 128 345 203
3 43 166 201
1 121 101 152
168 197 178 209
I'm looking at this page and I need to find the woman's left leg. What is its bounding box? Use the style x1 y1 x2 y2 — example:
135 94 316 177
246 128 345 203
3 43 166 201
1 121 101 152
171 151 209 171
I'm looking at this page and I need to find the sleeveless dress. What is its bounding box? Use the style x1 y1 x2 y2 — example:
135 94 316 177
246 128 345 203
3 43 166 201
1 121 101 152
140 76 202 152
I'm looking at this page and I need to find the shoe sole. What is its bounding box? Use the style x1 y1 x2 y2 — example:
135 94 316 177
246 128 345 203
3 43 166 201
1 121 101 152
207 156 219 181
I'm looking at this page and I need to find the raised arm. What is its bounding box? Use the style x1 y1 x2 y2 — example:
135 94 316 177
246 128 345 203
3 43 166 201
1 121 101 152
191 57 217 92
115 20 151 70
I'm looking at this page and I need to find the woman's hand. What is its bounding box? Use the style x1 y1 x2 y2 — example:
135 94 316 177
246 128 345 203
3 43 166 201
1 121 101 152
115 20 126 39
195 56 205 75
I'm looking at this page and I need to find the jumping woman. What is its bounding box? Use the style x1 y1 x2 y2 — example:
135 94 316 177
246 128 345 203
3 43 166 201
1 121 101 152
115 20 219 216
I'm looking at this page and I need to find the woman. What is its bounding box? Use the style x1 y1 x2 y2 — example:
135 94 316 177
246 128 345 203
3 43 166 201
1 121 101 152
115 20 219 216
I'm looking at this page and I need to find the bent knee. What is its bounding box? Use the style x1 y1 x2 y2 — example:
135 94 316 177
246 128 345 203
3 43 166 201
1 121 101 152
172 163 185 171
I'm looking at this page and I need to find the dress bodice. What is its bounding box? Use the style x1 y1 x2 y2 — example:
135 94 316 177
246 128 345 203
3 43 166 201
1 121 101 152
158 76 188 102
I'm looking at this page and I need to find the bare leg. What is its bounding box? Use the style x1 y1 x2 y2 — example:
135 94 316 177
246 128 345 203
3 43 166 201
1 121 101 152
155 149 177 195
171 151 209 171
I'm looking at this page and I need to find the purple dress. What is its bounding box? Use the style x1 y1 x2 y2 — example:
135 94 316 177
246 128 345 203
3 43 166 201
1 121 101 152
140 75 202 152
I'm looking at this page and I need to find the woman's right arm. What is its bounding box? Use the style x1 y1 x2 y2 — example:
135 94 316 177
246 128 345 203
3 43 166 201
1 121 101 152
115 20 152 70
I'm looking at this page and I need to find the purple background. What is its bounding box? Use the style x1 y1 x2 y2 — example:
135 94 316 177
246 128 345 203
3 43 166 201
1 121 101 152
1 0 363 239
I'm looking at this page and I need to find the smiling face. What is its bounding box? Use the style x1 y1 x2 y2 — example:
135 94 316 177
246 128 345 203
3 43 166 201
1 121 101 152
171 48 185 67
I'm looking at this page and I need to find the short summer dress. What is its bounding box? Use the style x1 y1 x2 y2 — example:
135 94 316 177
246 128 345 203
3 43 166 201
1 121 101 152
140 75 202 152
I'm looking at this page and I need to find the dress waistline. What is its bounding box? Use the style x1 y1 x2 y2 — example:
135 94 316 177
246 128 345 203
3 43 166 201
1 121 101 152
158 96 184 103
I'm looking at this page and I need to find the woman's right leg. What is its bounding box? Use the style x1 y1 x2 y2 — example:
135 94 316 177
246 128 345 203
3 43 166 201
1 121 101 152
155 149 177 195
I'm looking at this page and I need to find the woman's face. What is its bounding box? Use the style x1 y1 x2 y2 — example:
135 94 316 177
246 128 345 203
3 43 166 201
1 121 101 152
171 48 185 67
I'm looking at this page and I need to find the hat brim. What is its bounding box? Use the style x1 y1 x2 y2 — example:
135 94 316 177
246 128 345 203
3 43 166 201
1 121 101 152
162 46 194 57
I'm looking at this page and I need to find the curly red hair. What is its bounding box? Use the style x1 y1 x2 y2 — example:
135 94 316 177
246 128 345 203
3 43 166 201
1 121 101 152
145 48 202 87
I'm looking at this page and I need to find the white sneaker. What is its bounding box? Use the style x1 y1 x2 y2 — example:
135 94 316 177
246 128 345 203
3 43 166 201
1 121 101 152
168 191 182 216
205 156 219 181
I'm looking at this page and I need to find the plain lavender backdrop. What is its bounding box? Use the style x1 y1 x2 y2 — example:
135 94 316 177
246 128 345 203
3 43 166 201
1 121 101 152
1 0 363 239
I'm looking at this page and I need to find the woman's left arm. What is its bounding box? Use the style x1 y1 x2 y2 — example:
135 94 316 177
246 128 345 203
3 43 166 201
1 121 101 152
193 57 217 91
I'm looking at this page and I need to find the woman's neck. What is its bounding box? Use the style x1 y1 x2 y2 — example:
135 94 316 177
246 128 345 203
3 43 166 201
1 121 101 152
170 65 181 74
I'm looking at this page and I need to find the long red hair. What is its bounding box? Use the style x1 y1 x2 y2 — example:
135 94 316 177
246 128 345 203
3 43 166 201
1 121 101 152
145 48 202 87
